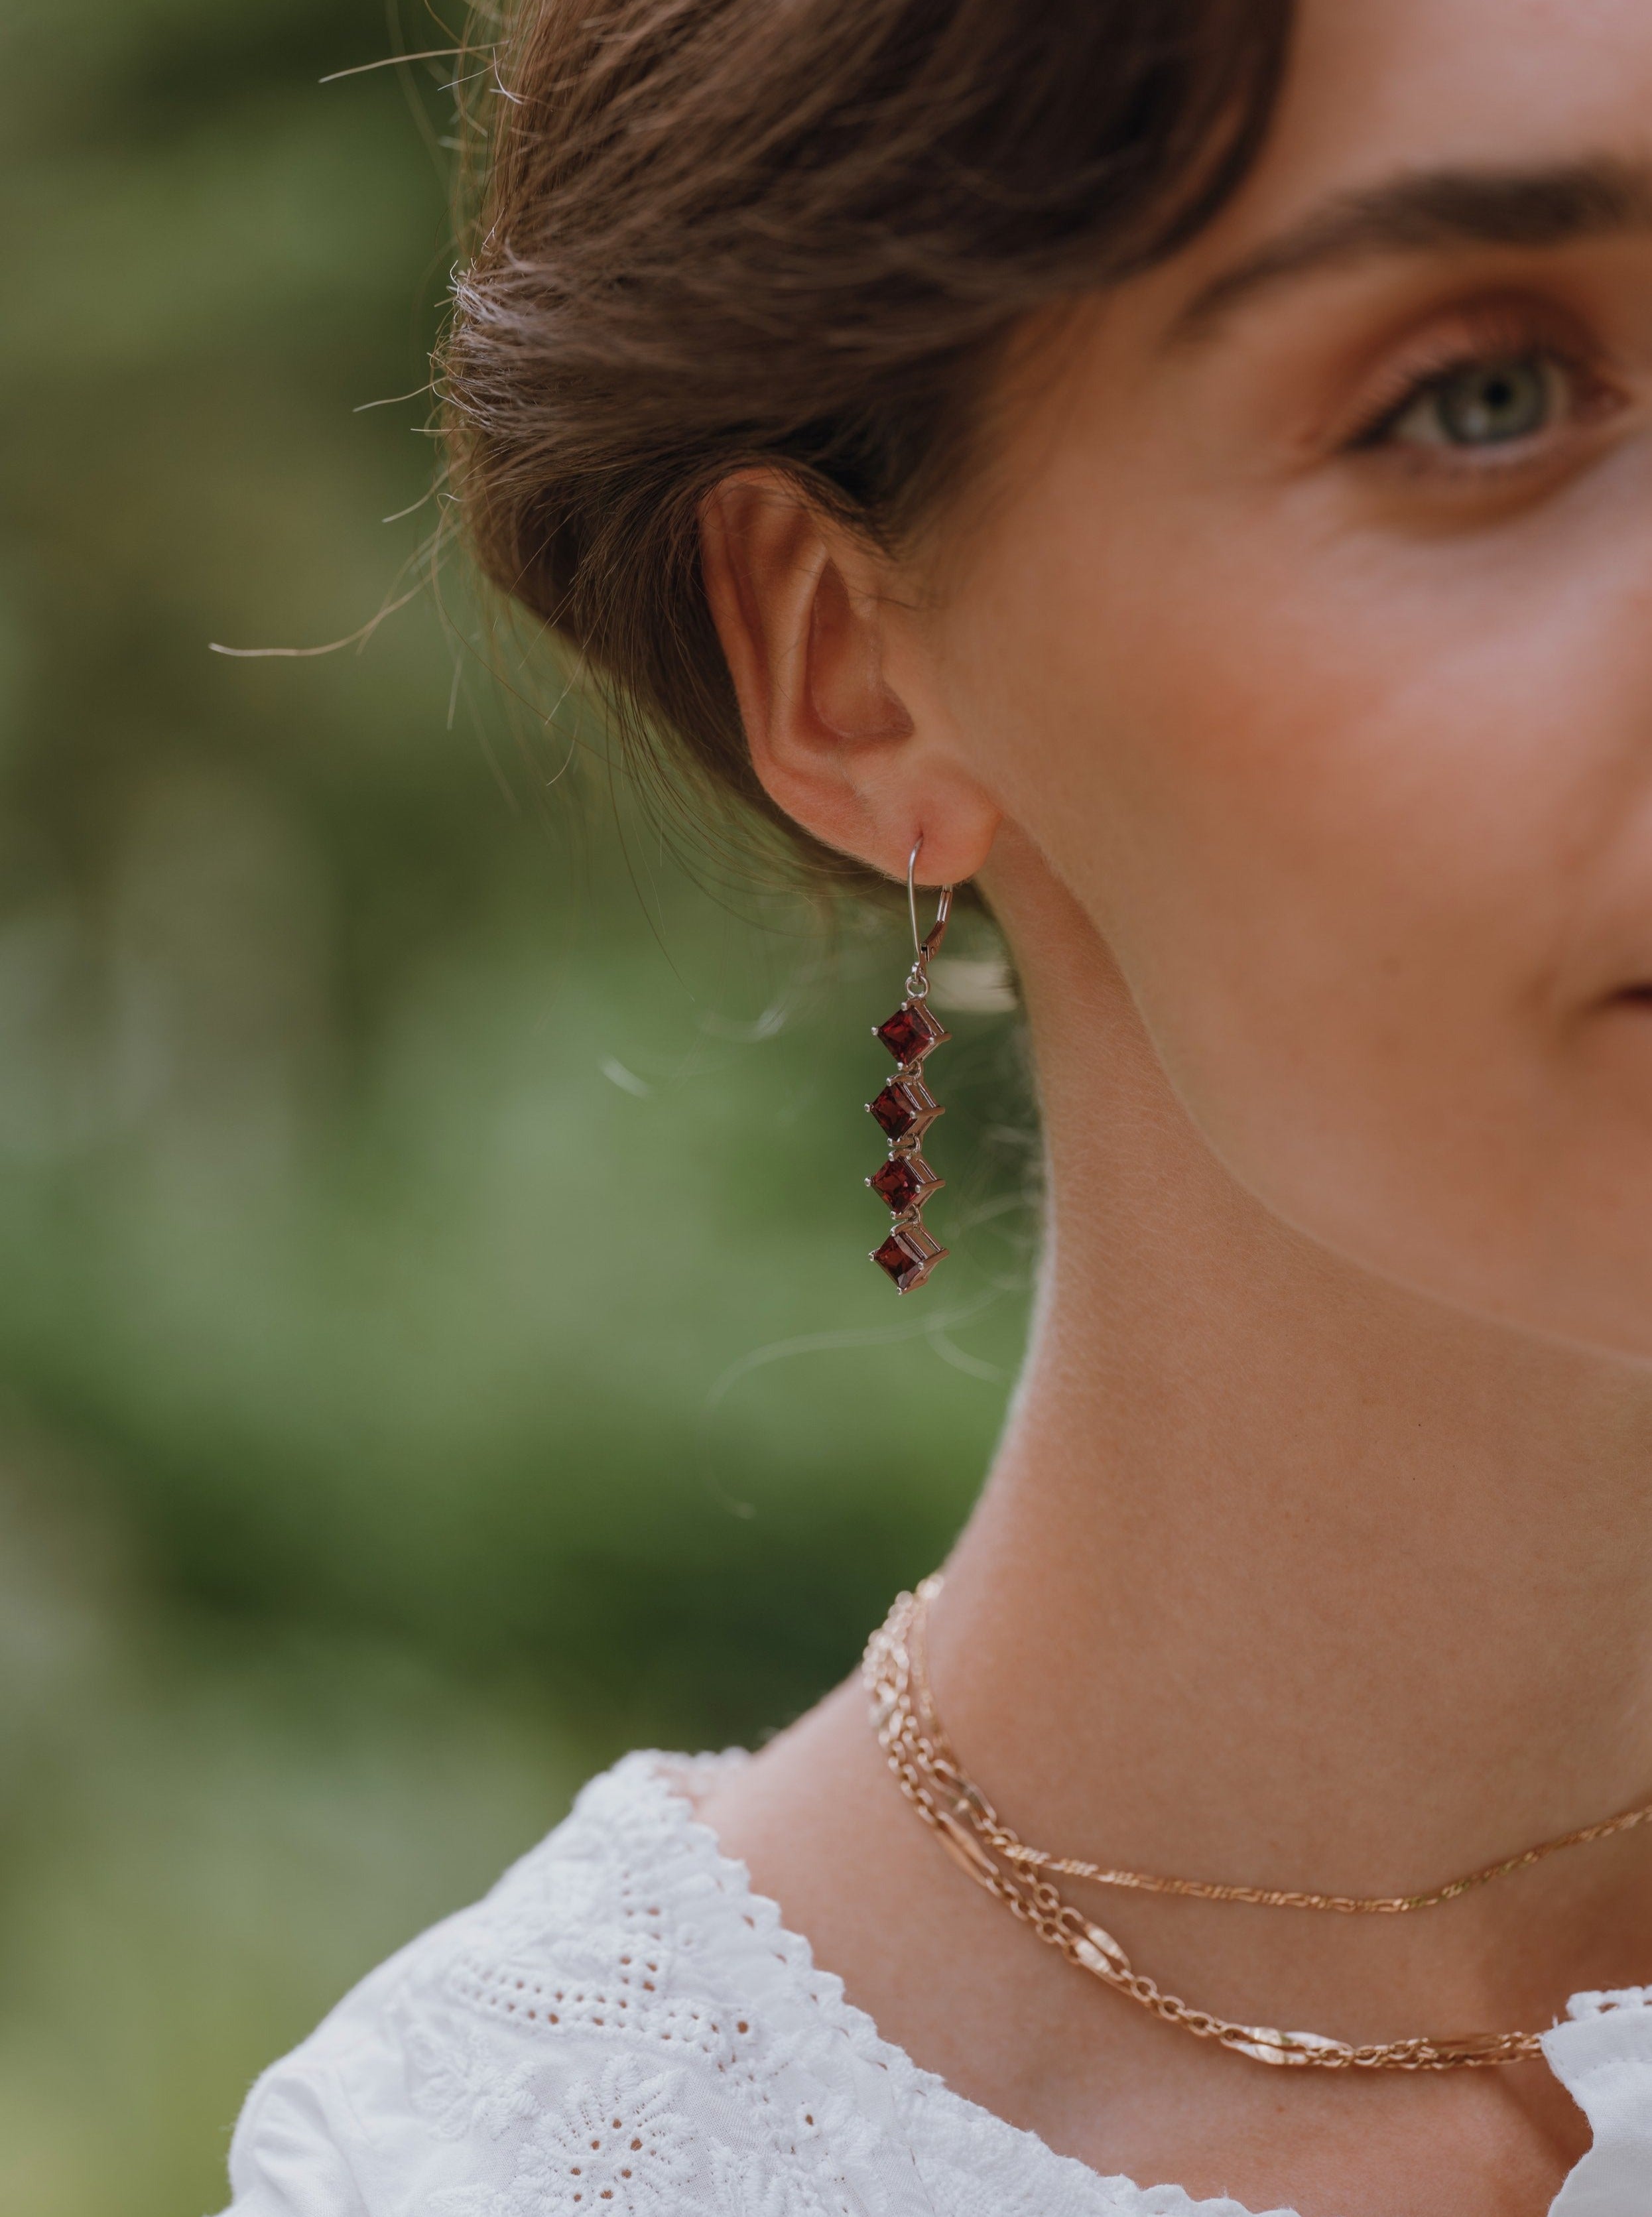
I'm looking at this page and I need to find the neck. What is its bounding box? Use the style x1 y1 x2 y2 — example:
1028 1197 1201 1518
934 844 1652 2025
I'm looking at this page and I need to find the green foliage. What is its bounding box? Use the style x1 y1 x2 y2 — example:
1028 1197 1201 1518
0 5 1034 2211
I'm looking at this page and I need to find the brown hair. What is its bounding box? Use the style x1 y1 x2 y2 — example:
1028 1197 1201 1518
444 0 1293 877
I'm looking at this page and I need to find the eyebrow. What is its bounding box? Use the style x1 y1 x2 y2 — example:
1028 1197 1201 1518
1171 156 1652 342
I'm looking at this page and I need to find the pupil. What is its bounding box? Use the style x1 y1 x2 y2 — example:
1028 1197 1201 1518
1437 357 1549 445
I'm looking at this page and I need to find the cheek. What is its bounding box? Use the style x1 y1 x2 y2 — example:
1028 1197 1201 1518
950 470 1652 1351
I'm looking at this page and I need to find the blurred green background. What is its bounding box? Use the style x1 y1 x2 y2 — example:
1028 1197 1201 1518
0 4 1036 2211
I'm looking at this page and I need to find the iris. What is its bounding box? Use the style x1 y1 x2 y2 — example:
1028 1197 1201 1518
1427 355 1555 446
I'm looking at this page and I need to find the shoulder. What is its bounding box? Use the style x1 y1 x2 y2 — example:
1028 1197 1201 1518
220 1751 874 2217
220 1749 1161 2217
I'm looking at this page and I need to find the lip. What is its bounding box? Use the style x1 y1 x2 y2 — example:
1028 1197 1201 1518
1590 985 1652 1038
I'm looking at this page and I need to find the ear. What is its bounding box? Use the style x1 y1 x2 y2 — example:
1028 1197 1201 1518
699 469 999 887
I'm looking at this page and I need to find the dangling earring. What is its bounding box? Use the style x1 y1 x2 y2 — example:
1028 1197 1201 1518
867 836 953 1293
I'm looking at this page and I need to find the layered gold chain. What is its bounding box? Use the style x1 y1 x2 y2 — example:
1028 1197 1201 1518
862 1578 1578 2070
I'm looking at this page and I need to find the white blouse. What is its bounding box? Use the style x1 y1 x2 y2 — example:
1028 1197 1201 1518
220 1751 1652 2217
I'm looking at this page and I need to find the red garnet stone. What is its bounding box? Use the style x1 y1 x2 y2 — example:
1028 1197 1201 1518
875 1000 949 1066
872 1221 948 1293
868 1076 940 1143
869 1153 940 1214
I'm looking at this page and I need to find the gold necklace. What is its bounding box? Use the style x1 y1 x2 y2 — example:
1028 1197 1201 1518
861 1579 1647 2071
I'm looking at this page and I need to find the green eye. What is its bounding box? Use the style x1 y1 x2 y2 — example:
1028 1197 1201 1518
1391 353 1562 449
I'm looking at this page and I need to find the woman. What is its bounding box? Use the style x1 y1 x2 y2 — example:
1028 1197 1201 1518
221 0 1652 2210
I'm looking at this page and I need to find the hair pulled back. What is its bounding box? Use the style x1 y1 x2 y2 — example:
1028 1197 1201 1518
444 0 1294 873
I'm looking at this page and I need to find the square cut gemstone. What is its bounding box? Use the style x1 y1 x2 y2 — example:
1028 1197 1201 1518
874 1000 949 1066
871 1221 948 1293
867 1077 940 1143
869 1152 940 1215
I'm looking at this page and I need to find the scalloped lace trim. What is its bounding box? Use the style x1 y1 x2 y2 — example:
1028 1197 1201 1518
586 1751 1296 2217
232 1746 1652 2217
225 1745 1652 2217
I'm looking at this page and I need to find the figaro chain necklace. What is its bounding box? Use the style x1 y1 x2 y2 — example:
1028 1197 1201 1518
863 1579 1652 2070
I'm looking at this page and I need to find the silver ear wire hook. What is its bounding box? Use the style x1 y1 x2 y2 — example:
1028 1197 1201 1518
906 835 954 999
907 835 924 963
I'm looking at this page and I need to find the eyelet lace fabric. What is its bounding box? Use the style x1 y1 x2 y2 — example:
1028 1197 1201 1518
221 1751 1652 2217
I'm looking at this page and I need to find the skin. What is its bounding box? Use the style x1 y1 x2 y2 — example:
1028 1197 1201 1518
695 0 1652 2208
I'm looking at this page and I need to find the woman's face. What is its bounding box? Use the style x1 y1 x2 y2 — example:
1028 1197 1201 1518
930 0 1652 1358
